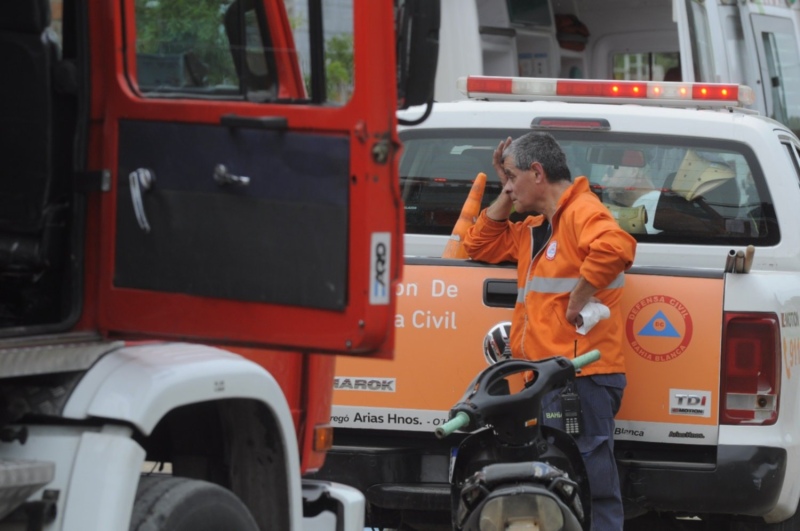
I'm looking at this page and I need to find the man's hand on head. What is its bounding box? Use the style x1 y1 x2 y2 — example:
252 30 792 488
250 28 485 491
493 136 513 187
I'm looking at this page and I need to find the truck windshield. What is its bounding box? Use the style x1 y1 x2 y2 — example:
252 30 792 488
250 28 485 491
399 129 778 247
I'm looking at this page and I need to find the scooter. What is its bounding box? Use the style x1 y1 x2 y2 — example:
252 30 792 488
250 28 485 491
435 325 599 531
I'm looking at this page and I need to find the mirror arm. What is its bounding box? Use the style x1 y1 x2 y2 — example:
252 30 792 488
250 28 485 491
398 99 433 126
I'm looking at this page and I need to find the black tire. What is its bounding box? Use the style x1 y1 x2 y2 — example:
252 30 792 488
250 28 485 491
130 475 260 531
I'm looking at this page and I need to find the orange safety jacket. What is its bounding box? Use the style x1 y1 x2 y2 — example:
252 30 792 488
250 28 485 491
464 176 637 376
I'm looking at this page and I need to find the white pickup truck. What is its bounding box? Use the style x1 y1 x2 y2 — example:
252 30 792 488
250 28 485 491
313 77 800 531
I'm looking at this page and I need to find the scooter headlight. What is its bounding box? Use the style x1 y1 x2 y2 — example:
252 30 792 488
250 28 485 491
457 461 585 531
478 493 564 531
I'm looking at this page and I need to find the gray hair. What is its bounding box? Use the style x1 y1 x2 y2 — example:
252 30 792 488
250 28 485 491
503 132 572 183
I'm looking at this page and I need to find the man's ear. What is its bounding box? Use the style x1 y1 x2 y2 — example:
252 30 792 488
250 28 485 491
530 161 545 182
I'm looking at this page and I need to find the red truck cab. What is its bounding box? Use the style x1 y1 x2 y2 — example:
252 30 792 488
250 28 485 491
0 0 438 528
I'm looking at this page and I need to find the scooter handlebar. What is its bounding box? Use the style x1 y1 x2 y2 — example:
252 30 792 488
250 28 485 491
435 411 470 439
572 349 600 370
434 350 601 441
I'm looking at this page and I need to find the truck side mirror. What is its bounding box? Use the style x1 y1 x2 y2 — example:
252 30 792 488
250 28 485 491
396 0 440 112
222 0 276 99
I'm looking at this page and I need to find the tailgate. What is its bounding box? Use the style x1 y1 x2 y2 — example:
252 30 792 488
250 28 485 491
331 260 515 431
615 271 723 445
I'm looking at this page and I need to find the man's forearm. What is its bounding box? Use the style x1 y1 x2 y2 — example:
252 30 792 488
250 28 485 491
566 276 598 325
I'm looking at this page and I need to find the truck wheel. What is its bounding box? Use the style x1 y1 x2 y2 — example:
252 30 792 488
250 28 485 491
130 475 260 531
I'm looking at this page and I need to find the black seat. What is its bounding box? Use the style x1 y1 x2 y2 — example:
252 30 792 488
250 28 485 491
0 0 63 267
0 0 79 329
653 162 744 236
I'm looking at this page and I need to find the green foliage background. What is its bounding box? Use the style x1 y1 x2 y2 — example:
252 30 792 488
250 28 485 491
135 0 237 85
135 0 354 101
323 34 354 102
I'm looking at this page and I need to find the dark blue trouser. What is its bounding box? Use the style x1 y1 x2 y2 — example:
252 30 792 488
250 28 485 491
541 373 626 531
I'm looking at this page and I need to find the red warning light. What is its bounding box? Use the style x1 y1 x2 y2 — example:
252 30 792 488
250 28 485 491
557 80 647 98
467 76 513 94
692 84 738 101
460 76 748 106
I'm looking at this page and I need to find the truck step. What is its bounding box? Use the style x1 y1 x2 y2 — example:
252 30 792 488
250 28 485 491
0 458 54 520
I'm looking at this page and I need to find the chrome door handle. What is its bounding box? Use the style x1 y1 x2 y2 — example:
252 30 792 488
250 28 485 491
129 168 155 232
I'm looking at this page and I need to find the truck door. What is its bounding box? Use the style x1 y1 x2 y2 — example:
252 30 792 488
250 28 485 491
88 0 402 356
674 0 698 82
746 14 800 136
675 0 733 85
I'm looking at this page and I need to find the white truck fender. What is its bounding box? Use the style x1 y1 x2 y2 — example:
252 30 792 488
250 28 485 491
63 342 296 436
61 426 145 531
61 342 305 527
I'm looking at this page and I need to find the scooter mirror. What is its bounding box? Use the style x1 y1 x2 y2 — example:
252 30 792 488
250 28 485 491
483 322 512 365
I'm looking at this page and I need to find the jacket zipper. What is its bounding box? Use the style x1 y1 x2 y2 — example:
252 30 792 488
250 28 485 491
521 220 553 359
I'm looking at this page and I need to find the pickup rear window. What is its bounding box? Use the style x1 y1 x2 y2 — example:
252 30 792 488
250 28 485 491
399 128 779 247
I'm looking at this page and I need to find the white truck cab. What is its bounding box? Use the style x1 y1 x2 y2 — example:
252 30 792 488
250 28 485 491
435 0 800 139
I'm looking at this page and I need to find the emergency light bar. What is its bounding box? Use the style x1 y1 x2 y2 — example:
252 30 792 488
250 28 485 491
457 76 756 108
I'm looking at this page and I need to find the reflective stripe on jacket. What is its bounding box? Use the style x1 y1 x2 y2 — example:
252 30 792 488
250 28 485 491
463 176 637 376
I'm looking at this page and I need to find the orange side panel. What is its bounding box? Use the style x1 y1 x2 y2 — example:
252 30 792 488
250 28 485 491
332 266 724 441
333 263 515 425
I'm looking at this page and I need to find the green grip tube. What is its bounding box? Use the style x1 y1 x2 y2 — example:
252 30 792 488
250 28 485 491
572 349 600 370
435 411 470 439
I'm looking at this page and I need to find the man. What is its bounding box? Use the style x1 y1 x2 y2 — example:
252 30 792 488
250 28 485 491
463 132 637 531
602 164 661 234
